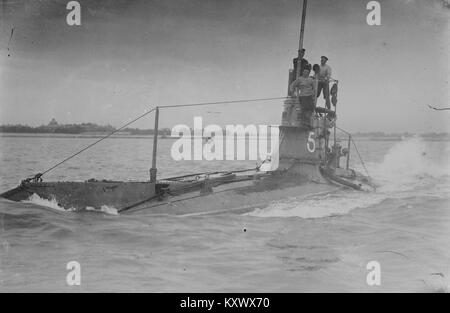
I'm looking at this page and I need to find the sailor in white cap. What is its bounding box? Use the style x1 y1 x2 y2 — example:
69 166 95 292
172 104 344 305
317 56 332 109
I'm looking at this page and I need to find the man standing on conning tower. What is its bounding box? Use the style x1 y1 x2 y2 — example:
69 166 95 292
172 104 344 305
293 48 310 79
289 67 316 129
317 56 332 109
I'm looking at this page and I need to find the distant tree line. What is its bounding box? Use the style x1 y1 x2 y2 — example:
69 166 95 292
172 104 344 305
0 122 447 138
0 122 171 136
353 132 449 138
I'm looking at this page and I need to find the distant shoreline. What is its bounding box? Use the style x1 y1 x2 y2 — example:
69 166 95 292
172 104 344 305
0 121 171 137
1 132 449 142
2 121 448 141
0 133 174 139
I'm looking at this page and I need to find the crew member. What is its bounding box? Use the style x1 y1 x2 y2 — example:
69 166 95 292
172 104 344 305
317 56 332 109
293 49 310 79
312 64 320 78
289 68 316 128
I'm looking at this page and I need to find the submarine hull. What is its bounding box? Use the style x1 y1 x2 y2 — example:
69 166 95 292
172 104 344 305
0 171 342 215
0 181 156 211
124 175 340 215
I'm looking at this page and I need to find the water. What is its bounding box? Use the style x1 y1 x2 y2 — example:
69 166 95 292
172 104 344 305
0 135 449 292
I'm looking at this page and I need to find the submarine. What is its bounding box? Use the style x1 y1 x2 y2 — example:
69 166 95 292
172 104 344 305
0 0 374 215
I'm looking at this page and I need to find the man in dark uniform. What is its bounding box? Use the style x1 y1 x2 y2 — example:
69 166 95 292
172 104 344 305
293 49 310 79
287 49 310 97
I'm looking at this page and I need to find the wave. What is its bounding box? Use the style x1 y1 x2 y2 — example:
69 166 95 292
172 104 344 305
248 190 385 218
21 193 74 212
86 205 119 216
21 193 118 215
0 197 73 232
248 137 450 219
369 136 450 193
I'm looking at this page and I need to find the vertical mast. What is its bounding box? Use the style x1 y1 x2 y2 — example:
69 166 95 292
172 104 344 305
296 0 308 79
150 107 159 183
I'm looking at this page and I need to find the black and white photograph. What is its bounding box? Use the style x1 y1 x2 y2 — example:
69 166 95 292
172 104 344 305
0 0 449 296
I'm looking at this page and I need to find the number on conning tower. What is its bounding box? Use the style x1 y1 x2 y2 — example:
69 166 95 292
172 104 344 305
307 131 316 153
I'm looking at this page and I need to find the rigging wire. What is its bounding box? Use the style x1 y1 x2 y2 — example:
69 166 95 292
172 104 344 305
335 126 373 183
350 137 373 182
33 96 289 179
39 107 158 177
428 105 450 111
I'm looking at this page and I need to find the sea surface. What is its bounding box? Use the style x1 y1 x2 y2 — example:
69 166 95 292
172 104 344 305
0 134 449 292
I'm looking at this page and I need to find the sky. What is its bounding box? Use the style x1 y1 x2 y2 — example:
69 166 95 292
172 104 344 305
0 0 449 133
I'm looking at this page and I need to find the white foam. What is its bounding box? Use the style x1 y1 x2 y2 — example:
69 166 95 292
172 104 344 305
248 191 385 218
247 137 450 219
86 205 119 216
22 193 75 212
368 137 450 194
23 193 119 215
